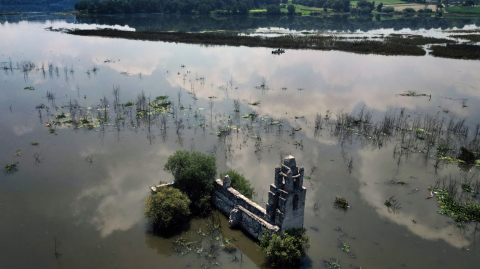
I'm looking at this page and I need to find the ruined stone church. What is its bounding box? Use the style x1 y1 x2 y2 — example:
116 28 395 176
150 155 307 238
213 155 306 238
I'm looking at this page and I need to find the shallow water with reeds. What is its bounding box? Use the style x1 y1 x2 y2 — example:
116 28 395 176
1 13 480 269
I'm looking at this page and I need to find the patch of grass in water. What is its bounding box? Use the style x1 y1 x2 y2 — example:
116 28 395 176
428 187 480 222
242 111 257 119
68 29 430 56
462 183 473 193
449 34 480 42
156 96 168 100
5 163 17 173
31 142 39 145
431 44 480 60
55 113 66 119
335 197 349 209
24 86 34 90
125 102 135 107
341 241 350 253
399 91 428 97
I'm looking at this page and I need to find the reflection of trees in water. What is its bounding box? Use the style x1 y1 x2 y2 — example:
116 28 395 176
74 14 480 33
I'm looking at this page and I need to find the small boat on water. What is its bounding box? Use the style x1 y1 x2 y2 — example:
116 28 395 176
272 49 285 54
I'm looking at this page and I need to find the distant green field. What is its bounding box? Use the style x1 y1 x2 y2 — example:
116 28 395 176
351 0 406 5
446 6 480 14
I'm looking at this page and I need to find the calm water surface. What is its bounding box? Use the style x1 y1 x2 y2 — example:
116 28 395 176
1 14 480 269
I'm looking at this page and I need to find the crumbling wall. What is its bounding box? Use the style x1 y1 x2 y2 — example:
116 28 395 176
151 155 306 240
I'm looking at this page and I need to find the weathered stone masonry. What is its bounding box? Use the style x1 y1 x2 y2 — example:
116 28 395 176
150 155 306 239
213 155 306 238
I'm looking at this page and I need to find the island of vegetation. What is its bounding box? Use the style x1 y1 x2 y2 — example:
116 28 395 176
144 150 310 267
66 28 480 59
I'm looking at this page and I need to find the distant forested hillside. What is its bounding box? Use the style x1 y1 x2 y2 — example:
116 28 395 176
0 0 80 12
74 0 279 14
0 0 79 4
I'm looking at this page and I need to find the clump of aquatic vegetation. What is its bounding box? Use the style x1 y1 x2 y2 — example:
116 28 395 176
449 34 480 43
24 86 34 90
384 196 401 213
398 90 429 97
242 111 258 120
340 241 350 253
335 197 349 209
429 181 480 222
31 142 39 146
431 44 480 60
5 163 17 174
324 259 341 268
55 113 67 119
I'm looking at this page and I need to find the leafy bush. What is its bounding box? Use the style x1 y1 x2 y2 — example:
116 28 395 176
425 8 433 13
164 150 217 213
404 7 415 13
356 0 375 13
219 170 255 199
383 6 394 12
145 187 191 228
258 228 310 267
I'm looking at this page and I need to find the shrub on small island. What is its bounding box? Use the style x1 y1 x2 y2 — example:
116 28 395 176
145 187 191 228
164 150 217 213
258 228 310 267
219 170 255 199
404 7 416 13
383 6 394 13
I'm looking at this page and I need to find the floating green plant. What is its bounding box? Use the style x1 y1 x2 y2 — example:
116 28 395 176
24 86 34 90
55 113 66 119
428 187 480 222
124 102 135 107
31 142 39 146
5 163 17 173
335 197 348 209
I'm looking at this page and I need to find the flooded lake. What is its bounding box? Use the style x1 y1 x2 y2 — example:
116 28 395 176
1 13 480 269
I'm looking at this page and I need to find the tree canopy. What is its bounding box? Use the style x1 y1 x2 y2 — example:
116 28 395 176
258 228 310 267
75 0 264 14
145 186 191 228
164 150 217 213
219 170 255 199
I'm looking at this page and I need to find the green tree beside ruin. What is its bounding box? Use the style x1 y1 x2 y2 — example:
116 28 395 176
258 228 310 267
164 150 217 214
219 170 255 199
145 187 191 228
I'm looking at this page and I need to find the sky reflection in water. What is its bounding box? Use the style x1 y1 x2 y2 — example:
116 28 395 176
1 16 480 269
